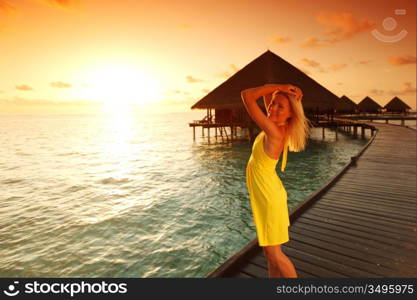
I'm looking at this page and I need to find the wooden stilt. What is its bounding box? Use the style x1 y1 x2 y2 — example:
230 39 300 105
208 127 210 143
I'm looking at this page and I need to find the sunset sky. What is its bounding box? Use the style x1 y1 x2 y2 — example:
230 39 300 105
0 0 415 114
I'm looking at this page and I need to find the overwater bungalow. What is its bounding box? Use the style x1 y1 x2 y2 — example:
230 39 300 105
335 95 358 115
384 96 412 114
189 50 340 141
357 96 383 114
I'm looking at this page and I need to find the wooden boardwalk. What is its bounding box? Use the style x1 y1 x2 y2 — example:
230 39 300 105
207 121 416 278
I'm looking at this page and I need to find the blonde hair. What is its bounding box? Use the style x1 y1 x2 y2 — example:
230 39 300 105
271 91 313 152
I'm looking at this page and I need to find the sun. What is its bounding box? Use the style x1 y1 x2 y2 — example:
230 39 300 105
81 64 161 113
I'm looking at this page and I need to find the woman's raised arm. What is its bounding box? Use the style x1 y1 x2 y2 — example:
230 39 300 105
241 84 284 138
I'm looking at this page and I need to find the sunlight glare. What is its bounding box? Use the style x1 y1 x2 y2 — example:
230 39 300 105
82 64 161 114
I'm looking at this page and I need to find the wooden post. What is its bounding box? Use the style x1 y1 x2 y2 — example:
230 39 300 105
335 125 338 140
322 126 325 140
385 119 388 124
208 126 210 143
202 126 204 137
193 126 195 140
353 125 357 137
361 126 365 138
401 119 405 126
248 127 254 142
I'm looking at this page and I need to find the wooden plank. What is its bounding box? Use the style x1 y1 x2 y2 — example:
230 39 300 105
297 212 416 241
290 254 376 278
288 231 410 276
284 255 344 278
240 261 268 278
291 219 416 259
308 206 416 233
206 239 259 277
284 246 361 278
311 202 416 225
321 192 416 210
321 192 416 209
325 184 417 199
250 246 364 277
324 188 417 203
317 198 417 219
234 271 254 278
339 174 417 186
284 238 413 277
248 254 317 278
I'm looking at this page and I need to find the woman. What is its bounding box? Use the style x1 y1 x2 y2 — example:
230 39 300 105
241 83 311 278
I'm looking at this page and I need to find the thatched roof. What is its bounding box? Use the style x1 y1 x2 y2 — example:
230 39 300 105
336 95 357 112
191 50 339 113
357 96 382 112
384 96 411 111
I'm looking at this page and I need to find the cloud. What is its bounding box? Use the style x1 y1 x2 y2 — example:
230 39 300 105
1 96 101 106
16 84 33 91
300 58 325 72
387 55 416 66
202 89 211 93
271 35 292 44
301 12 375 48
216 64 240 78
0 1 17 14
168 89 190 95
40 0 80 9
301 58 348 73
369 88 385 96
317 12 375 40
328 63 347 71
300 58 320 68
51 81 72 88
367 82 417 97
186 76 203 83
388 82 416 96
300 37 324 48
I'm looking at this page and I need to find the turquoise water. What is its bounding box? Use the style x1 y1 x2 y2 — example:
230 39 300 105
0 111 371 277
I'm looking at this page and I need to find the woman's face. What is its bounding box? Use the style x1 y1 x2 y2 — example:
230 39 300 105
267 93 292 124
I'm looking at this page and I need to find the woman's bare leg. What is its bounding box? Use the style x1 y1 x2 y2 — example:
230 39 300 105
263 244 298 278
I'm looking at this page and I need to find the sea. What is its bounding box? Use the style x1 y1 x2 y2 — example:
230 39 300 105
1 110 405 278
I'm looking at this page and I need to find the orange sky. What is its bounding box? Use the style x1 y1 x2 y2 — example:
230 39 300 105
0 0 415 114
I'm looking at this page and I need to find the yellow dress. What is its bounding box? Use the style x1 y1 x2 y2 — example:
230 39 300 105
245 131 290 246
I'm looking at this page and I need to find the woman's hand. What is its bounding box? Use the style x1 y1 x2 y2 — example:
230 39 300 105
265 83 303 101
